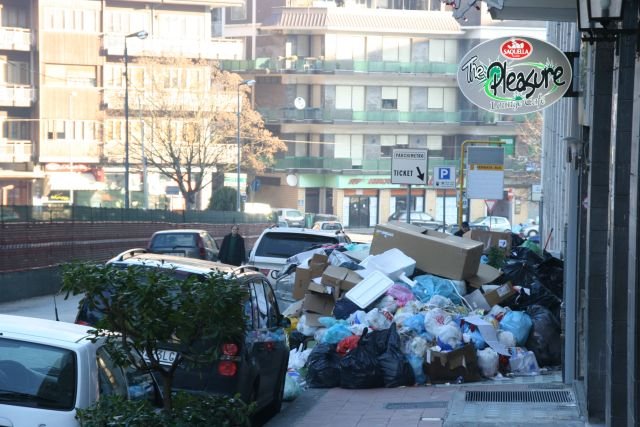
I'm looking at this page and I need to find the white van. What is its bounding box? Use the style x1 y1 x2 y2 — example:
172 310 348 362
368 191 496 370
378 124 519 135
272 208 305 227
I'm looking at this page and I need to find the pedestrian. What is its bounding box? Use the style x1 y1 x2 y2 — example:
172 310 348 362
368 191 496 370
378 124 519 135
218 225 246 266
454 221 470 237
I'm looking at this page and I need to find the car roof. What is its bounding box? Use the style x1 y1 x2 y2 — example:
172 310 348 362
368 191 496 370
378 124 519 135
261 227 343 237
151 229 208 235
108 250 265 280
0 314 95 346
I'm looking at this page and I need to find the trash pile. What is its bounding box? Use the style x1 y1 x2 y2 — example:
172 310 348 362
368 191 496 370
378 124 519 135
280 222 563 399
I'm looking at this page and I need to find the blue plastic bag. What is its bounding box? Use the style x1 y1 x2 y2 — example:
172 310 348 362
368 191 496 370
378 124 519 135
322 323 353 344
413 274 462 305
499 310 533 346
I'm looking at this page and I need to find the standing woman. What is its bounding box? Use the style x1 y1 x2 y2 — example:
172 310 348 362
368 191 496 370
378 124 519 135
218 225 246 266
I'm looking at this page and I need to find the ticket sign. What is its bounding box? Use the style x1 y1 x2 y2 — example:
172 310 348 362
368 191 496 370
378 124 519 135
457 36 573 115
391 149 428 185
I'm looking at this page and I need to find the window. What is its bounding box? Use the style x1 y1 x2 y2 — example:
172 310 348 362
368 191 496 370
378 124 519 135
426 135 443 150
45 64 96 87
104 11 147 34
427 87 444 109
230 1 247 20
335 86 365 110
4 119 29 140
429 39 458 63
380 135 409 157
45 120 66 140
2 5 29 28
211 8 223 37
6 61 29 85
44 7 98 32
335 134 363 165
382 87 398 110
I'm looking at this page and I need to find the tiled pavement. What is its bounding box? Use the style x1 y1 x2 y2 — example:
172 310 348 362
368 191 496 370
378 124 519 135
264 370 599 427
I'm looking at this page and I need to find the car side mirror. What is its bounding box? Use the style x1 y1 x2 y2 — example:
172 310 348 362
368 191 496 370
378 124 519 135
279 315 291 329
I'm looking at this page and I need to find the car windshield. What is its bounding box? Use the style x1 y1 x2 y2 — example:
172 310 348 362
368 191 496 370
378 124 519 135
284 210 304 219
151 233 196 249
0 338 76 410
255 232 340 258
321 223 342 230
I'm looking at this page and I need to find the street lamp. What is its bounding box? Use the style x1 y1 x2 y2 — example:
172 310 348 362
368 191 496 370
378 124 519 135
236 79 255 212
124 30 148 209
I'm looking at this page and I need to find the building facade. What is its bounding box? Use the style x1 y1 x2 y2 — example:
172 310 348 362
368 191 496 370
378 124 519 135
222 0 543 227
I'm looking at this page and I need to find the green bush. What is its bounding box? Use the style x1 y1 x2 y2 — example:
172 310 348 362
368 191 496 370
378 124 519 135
209 187 238 211
76 392 254 427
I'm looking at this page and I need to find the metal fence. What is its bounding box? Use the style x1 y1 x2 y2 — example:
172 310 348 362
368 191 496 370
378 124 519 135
0 205 271 224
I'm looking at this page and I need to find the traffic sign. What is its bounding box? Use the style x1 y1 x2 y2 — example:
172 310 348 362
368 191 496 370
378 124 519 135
391 149 428 185
434 166 456 188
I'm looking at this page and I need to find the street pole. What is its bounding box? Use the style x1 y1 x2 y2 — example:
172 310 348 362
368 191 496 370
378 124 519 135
123 30 148 209
236 79 255 212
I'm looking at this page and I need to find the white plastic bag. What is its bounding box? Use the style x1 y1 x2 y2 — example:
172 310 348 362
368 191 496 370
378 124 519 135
365 308 392 330
423 308 453 337
477 347 499 377
297 314 319 336
283 373 302 401
288 345 312 370
436 323 463 350
509 348 540 375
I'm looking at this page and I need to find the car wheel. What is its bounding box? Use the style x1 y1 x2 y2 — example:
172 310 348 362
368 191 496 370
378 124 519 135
527 230 539 237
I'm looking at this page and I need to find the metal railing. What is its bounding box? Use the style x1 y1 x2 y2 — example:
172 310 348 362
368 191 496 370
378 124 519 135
0 205 271 224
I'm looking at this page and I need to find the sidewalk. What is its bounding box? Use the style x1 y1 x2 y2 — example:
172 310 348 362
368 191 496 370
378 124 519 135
266 370 598 427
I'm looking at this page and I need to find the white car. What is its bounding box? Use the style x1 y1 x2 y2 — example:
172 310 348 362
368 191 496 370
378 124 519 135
470 216 512 232
248 227 351 283
0 315 160 427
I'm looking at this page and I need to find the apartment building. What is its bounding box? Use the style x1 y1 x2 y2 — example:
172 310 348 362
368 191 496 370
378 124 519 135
0 0 243 209
222 0 544 227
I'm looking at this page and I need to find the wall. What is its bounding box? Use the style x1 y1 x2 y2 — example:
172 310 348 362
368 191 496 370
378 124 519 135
0 221 269 303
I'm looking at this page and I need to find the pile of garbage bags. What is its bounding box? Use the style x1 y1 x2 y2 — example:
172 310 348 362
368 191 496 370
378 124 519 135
280 230 563 397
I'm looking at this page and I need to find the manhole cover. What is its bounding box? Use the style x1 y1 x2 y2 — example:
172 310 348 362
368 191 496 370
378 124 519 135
465 390 575 404
385 401 448 410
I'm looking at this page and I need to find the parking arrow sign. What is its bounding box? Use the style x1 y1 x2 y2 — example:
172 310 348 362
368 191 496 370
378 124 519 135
391 149 428 185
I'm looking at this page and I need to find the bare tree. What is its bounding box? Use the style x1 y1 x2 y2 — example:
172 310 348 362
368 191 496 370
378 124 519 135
126 57 284 210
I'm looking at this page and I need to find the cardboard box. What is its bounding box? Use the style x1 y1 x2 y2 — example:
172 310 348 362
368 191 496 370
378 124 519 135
303 292 335 315
464 229 512 254
321 265 350 288
341 270 363 292
482 283 516 306
371 222 493 281
292 254 329 300
424 343 481 383
307 281 339 301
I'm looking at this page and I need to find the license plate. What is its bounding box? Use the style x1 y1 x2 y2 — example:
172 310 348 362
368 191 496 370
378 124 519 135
168 252 185 257
145 349 179 366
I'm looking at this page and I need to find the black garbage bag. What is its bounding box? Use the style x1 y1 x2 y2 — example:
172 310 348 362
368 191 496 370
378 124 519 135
511 232 525 248
339 328 384 389
525 305 562 367
496 260 538 286
306 343 341 388
510 246 544 265
534 257 564 299
378 323 415 387
289 331 309 351
511 279 562 317
333 297 361 320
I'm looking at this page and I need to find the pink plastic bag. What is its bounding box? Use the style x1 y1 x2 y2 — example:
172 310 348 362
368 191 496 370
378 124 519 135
386 283 415 307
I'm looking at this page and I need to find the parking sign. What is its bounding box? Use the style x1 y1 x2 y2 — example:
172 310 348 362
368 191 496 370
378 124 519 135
434 167 456 188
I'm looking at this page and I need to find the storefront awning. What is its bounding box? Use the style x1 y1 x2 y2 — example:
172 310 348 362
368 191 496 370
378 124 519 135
48 172 106 191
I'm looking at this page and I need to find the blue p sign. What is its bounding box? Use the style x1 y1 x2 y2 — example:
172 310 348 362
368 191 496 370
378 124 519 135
438 167 451 180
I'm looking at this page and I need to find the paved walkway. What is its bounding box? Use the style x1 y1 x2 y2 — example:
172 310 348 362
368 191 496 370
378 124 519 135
265 370 603 427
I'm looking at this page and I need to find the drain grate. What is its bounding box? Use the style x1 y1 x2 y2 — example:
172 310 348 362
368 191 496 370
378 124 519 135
465 390 575 404
385 401 448 410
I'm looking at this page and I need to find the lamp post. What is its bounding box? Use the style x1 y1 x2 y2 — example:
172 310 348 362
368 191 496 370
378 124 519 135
236 79 255 212
124 30 148 209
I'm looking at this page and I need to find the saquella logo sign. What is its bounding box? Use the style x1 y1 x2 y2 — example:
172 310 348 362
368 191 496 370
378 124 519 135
457 36 572 115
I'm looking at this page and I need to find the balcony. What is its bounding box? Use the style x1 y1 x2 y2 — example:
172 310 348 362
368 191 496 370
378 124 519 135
0 27 32 51
218 57 458 75
103 34 243 60
0 85 36 107
0 140 32 163
258 107 504 125
38 140 101 164
275 156 459 173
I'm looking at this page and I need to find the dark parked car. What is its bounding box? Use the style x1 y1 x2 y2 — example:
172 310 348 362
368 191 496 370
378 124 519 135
147 229 219 261
75 250 289 416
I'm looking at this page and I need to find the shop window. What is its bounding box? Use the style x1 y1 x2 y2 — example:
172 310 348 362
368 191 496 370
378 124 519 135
230 1 247 20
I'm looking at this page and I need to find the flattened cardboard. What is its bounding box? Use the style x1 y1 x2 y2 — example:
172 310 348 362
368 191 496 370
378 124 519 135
424 343 481 383
464 229 512 254
303 292 335 315
371 222 484 280
282 299 303 318
307 281 340 301
465 289 492 311
466 263 502 289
